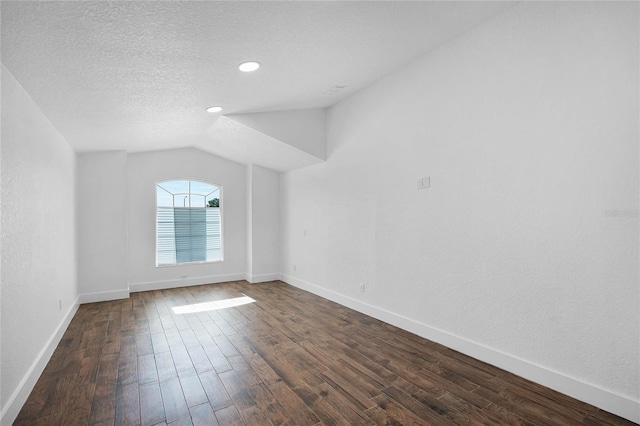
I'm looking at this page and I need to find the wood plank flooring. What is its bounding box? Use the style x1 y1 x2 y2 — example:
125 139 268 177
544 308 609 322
15 280 636 425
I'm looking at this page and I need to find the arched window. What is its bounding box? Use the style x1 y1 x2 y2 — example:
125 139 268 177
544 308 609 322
156 180 222 266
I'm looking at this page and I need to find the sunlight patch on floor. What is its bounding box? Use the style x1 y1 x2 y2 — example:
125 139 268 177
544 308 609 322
172 295 255 314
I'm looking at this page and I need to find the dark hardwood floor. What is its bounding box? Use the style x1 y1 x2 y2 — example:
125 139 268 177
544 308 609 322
15 280 636 425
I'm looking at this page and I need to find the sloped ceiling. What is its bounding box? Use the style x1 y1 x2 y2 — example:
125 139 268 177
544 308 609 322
215 109 326 171
203 115 325 173
1 1 513 170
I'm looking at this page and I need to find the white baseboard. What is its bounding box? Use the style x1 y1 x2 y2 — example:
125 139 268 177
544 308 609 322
78 289 130 304
0 297 80 426
246 273 281 283
129 273 247 293
280 274 640 424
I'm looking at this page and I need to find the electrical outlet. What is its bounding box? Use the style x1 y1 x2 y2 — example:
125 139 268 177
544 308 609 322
59 299 62 311
360 282 365 292
293 265 297 272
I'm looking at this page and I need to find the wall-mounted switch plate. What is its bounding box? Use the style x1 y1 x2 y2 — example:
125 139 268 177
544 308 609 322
417 177 430 190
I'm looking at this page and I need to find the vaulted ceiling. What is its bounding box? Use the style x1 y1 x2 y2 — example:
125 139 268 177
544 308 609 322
1 1 513 171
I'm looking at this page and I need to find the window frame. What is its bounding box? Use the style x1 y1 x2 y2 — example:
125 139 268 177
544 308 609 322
155 178 224 267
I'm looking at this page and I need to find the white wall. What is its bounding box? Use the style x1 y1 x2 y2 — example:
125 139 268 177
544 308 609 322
127 148 248 291
0 65 3 426
77 151 129 302
247 164 281 282
282 2 639 421
0 65 78 423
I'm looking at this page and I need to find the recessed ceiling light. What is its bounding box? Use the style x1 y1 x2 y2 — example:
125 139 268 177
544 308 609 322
238 61 260 72
206 106 222 113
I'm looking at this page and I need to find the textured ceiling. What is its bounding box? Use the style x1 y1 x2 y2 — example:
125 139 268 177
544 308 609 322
1 1 513 156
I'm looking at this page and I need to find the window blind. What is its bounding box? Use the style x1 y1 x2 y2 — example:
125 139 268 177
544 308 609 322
157 207 222 265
